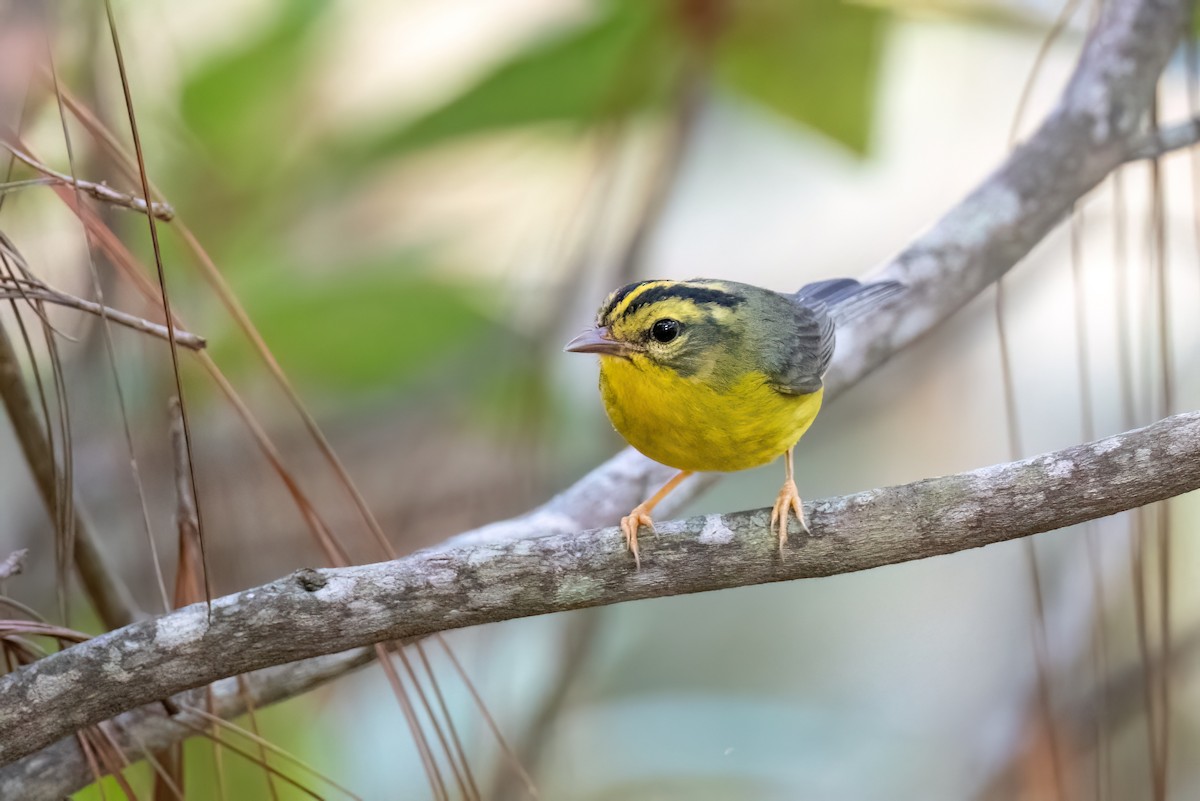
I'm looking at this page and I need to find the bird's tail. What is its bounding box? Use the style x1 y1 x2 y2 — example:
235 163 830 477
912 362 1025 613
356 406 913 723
794 278 904 325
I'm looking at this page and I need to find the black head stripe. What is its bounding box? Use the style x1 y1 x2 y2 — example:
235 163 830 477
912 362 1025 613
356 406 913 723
598 280 651 324
622 283 744 318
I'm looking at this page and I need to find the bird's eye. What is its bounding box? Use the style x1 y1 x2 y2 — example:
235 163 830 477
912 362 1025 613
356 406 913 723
650 319 680 343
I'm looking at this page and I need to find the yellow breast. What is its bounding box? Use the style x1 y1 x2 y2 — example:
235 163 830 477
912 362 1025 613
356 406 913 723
598 356 823 473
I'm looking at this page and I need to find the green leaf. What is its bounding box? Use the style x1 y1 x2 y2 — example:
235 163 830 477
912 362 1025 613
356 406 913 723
207 260 493 394
179 0 329 178
716 0 888 154
357 0 678 159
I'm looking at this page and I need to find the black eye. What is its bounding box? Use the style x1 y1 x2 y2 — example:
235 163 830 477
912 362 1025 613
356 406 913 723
650 319 680 343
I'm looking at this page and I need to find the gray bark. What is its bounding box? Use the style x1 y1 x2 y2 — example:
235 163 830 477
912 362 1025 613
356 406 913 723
1 411 1199 773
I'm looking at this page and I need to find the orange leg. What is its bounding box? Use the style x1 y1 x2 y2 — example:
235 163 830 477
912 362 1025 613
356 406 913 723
621 470 693 568
770 447 809 551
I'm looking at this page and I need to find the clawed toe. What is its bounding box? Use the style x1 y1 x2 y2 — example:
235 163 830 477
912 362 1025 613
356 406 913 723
771 479 808 550
620 508 654 569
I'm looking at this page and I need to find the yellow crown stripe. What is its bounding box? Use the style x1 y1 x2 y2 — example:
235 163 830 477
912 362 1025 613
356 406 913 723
606 280 672 322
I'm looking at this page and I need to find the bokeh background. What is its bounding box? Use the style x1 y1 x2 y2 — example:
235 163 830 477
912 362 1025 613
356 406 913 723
1 0 1199 798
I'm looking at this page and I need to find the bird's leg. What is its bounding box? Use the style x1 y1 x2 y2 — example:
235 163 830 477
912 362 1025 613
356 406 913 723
770 447 808 550
621 470 693 569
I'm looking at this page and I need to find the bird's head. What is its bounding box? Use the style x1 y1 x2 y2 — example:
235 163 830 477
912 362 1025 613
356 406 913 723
564 279 749 379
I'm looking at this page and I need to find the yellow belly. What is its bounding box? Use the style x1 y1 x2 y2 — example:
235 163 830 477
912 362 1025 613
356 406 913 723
598 358 823 473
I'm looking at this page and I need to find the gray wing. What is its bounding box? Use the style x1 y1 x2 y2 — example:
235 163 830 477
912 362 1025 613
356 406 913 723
795 277 904 326
768 298 834 396
770 278 903 395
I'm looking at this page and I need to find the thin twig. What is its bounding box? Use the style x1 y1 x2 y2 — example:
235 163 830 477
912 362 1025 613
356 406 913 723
1 188 77 627
0 284 205 350
0 141 173 220
0 322 141 629
168 396 202 608
980 624 1200 799
101 0 212 621
0 648 376 799
173 703 361 800
438 637 540 801
0 177 56 196
44 21 174 619
494 611 599 801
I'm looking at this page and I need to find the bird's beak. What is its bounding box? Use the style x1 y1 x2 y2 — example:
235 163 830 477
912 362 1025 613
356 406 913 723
564 326 634 357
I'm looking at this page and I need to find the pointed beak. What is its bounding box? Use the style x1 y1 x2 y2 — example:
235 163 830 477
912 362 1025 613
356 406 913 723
564 326 634 357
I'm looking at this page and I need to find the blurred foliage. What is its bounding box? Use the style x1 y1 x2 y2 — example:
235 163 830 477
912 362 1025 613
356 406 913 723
206 258 492 394
179 0 331 191
357 0 678 158
161 0 890 404
169 0 496 399
716 0 886 153
356 0 889 158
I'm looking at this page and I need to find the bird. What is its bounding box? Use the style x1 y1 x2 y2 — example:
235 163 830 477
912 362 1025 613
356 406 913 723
565 276 903 567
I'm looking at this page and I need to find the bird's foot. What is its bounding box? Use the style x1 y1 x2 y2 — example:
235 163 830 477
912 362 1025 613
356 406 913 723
770 478 808 551
620 505 655 569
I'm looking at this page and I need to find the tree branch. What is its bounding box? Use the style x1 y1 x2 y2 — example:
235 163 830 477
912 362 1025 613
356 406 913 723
1126 115 1200 161
834 0 1185 389
0 0 1189 791
1 410 1199 769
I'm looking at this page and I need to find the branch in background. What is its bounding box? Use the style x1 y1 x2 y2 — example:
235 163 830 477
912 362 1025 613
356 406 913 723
977 624 1200 800
0 178 56 196
0 323 142 630
0 648 376 801
0 284 206 350
832 0 1184 386
440 0 1190 553
1 410 1198 771
0 142 174 220
494 609 602 801
1071 625 1200 747
1125 115 1200 161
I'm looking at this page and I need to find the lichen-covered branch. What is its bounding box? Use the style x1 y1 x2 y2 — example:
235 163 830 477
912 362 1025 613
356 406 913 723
840 0 1185 387
0 410 1198 770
